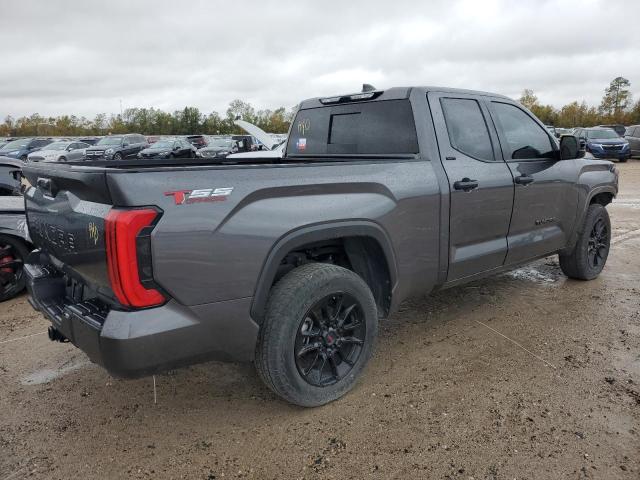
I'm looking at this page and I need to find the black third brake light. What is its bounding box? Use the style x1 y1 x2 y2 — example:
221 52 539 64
105 207 166 308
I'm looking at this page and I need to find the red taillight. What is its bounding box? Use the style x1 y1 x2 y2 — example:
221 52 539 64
105 208 166 308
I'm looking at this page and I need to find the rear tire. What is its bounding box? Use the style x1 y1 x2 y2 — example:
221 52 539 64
559 204 610 280
255 263 378 407
619 158 628 163
0 235 29 302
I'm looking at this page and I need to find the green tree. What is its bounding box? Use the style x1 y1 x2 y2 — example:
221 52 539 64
519 89 539 110
599 76 631 121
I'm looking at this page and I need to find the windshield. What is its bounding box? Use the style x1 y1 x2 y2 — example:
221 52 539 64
152 140 175 149
44 142 71 151
97 136 123 145
587 129 619 139
0 139 29 151
209 139 233 148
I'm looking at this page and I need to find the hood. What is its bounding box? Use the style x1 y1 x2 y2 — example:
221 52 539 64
588 137 627 145
0 148 24 157
234 120 275 150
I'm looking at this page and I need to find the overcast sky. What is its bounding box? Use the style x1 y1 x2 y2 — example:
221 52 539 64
1 0 639 118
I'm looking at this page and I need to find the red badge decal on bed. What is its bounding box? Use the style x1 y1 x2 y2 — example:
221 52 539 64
164 188 234 205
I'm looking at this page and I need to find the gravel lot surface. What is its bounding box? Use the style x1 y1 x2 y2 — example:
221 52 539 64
1 161 639 480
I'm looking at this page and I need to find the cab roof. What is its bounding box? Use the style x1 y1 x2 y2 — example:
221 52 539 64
298 86 512 109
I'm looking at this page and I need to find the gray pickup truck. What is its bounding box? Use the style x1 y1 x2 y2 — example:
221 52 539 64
22 86 618 406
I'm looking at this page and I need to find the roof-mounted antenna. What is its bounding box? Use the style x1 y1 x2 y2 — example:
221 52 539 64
362 84 376 92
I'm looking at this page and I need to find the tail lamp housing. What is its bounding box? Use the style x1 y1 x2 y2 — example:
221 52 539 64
105 207 166 308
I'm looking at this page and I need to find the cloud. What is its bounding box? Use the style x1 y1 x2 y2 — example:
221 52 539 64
1 0 639 118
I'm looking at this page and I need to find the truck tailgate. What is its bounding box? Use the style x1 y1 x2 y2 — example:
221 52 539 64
22 164 114 296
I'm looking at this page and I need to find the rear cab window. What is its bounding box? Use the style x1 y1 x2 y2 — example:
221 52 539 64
286 99 418 157
440 98 495 162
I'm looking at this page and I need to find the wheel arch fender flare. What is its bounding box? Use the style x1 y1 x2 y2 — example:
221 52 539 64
250 221 398 323
565 185 616 253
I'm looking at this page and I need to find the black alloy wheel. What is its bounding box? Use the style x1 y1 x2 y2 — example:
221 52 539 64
294 293 366 387
587 217 609 269
559 203 611 280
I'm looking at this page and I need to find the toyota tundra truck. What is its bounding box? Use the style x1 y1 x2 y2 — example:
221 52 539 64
21 86 618 407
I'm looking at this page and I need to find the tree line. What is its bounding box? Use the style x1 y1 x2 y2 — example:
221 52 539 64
520 77 640 127
2 77 639 138
0 99 294 137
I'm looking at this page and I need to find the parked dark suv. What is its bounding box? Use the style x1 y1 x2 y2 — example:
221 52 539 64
84 134 148 160
574 127 631 162
624 125 640 157
0 137 53 161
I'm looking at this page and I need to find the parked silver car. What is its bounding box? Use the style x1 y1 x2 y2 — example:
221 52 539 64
27 140 90 162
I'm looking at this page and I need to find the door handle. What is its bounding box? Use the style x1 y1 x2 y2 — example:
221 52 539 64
453 178 479 191
515 175 534 186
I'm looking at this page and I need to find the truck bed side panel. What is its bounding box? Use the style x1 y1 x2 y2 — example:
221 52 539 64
105 160 441 306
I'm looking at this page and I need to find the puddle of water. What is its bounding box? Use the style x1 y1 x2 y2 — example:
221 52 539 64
21 357 91 385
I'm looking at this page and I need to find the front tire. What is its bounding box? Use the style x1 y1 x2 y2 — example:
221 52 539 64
113 153 122 160
559 203 610 280
255 263 378 407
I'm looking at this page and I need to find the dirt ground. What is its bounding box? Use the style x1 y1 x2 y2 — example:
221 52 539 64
1 162 639 480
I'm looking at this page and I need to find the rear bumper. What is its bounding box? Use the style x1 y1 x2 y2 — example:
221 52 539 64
25 262 259 378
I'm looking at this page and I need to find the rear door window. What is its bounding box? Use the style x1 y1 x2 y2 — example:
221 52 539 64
287 99 418 156
491 102 554 160
440 98 495 162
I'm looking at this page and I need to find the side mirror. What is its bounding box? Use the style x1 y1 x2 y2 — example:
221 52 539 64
174 145 180 151
560 135 584 160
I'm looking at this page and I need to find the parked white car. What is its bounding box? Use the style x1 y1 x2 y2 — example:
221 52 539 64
27 140 90 162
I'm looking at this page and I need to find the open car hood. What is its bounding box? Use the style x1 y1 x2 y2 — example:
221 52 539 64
234 120 276 150
226 143 285 159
